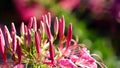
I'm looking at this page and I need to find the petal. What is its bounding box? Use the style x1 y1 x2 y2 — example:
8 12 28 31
59 58 77 68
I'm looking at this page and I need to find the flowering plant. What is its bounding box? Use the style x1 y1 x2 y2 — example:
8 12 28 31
0 13 106 68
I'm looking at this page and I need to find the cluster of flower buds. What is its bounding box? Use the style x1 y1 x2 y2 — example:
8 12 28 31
0 13 106 68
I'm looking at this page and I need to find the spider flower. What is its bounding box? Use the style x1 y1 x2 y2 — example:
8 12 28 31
0 13 105 68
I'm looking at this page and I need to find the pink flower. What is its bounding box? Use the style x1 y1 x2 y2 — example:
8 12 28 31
59 0 80 11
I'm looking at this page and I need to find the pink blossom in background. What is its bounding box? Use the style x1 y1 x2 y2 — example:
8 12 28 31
13 0 47 22
59 0 80 11
88 0 106 15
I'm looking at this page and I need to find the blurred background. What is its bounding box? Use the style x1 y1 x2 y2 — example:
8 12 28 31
0 0 120 67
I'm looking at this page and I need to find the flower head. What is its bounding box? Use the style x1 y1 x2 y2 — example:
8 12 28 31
0 13 105 68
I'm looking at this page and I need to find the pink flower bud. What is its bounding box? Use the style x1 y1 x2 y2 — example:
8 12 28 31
59 16 65 40
0 28 7 64
54 17 59 35
20 22 25 35
28 17 33 29
4 25 12 47
33 17 37 31
35 31 41 54
11 23 17 53
27 29 31 47
49 41 54 65
16 38 22 64
47 12 51 27
12 32 17 54
45 20 53 42
11 23 16 34
66 23 72 49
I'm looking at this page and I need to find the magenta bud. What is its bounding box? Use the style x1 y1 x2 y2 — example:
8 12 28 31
0 28 7 64
4 25 12 46
16 38 22 64
66 23 72 49
67 23 72 43
49 41 54 65
20 22 25 35
11 22 16 34
12 33 17 54
47 12 51 27
54 17 59 35
33 17 37 31
35 31 41 54
24 25 28 34
27 29 31 47
59 16 65 40
45 21 53 42
28 17 33 29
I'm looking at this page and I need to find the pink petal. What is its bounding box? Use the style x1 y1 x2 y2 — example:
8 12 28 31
59 58 77 68
13 64 24 68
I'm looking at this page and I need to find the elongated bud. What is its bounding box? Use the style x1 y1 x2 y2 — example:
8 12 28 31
47 12 51 27
11 22 16 34
12 33 17 53
66 23 72 49
59 16 65 40
27 29 31 47
33 17 37 31
67 23 72 43
16 38 22 64
4 25 12 46
35 31 41 54
0 28 7 64
45 21 53 42
20 22 25 36
11 23 17 53
28 17 33 29
49 41 54 65
54 17 59 35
